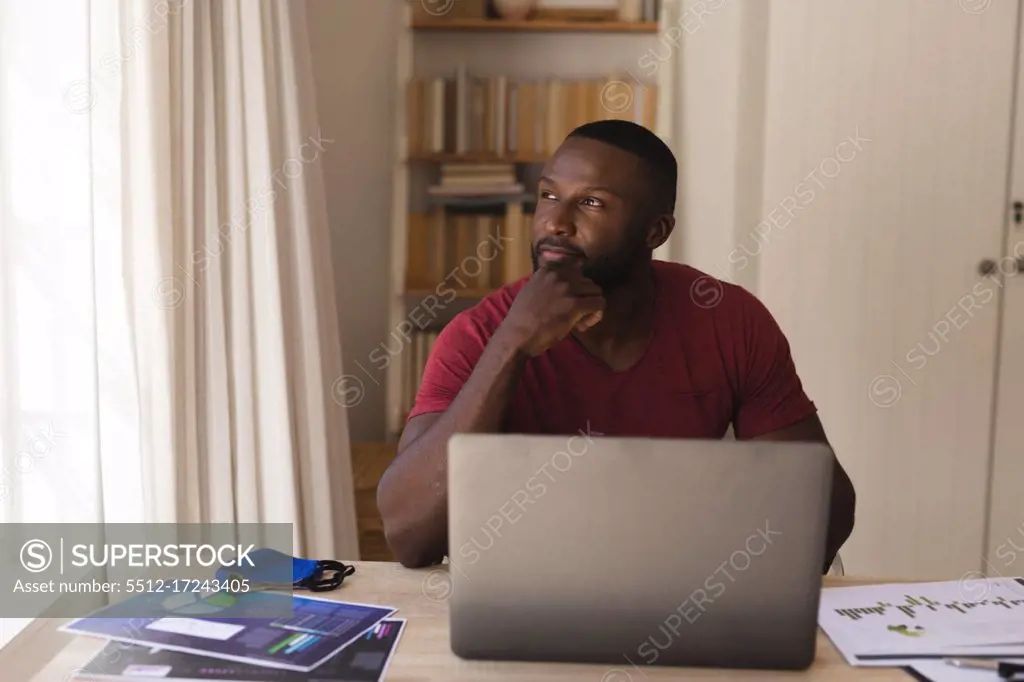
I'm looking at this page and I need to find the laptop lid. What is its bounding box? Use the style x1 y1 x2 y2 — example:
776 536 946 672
447 433 833 671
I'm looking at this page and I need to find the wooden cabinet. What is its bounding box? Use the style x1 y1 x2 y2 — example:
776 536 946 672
753 0 1024 580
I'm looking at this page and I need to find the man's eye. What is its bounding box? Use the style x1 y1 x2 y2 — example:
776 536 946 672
539 190 556 200
580 197 603 207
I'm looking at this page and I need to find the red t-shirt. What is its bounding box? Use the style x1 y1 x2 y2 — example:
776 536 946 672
407 261 816 440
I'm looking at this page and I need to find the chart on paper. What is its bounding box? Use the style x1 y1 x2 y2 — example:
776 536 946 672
819 577 1024 661
833 594 1024 621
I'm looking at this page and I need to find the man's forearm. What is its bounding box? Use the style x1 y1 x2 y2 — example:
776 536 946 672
377 325 528 568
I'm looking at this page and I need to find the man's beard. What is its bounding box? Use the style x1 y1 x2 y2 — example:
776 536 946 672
531 228 649 293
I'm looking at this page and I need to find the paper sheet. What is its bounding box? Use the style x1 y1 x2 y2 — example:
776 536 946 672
60 592 397 673
818 577 1024 665
71 618 407 681
909 660 1024 682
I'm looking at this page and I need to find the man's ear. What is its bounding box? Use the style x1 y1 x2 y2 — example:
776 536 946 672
647 214 676 250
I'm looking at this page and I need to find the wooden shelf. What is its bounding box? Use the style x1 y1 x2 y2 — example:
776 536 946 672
408 152 547 164
426 193 535 208
412 18 658 34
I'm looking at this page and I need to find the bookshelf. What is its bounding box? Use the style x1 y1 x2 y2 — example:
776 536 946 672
409 152 548 163
386 1 664 440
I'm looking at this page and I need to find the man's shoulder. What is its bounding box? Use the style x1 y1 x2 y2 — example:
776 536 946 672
653 260 759 315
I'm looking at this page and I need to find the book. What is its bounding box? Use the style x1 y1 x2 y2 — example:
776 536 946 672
427 184 525 197
406 71 659 158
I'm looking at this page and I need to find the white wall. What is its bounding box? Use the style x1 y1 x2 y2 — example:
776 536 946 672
679 0 1024 580
651 0 768 296
305 0 401 442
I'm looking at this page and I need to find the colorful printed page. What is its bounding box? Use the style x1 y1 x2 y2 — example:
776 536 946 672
818 577 1024 663
71 619 406 681
60 591 396 673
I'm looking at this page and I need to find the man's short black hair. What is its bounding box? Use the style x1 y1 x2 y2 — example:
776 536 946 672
566 119 677 214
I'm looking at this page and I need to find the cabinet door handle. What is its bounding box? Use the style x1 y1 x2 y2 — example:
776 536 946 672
979 257 1024 276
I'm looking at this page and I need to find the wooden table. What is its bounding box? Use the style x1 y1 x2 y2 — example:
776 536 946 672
0 561 913 681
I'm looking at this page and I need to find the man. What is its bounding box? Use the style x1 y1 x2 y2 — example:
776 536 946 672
377 119 856 571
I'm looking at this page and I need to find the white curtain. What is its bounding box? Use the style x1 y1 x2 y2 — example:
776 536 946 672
0 0 358 643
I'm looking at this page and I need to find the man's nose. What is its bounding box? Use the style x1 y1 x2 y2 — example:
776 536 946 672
543 200 576 237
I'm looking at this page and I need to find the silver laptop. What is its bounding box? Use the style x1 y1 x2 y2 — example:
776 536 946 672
446 434 834 672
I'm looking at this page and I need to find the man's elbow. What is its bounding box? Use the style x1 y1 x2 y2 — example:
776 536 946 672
377 485 439 568
833 477 857 546
842 487 857 540
392 544 439 569
383 522 440 569
840 472 857 522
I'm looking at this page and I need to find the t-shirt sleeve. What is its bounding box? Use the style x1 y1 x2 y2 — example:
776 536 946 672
406 312 491 421
731 291 817 439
